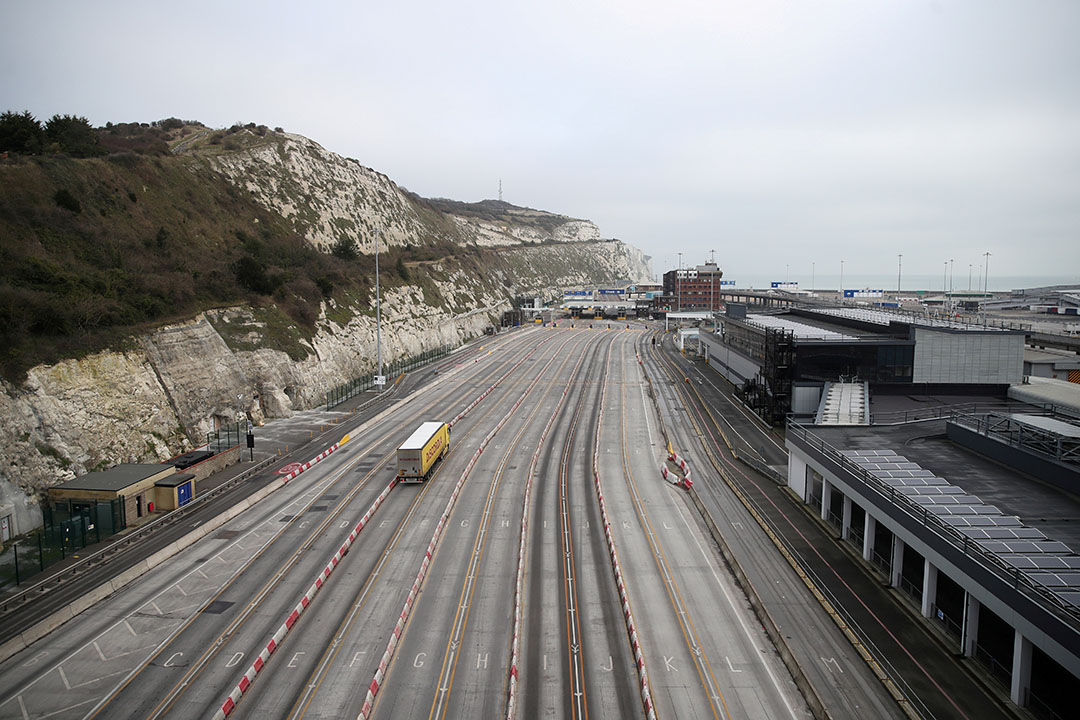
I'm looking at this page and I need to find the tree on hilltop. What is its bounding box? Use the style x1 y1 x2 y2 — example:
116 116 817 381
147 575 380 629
0 110 45 154
45 114 105 157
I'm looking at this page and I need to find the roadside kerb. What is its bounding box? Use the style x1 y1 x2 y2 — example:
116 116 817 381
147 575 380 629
0 455 274 617
637 333 837 720
685 482 832 720
0 329 543 668
593 338 657 720
356 332 571 720
0 436 347 666
213 475 399 720
0 331 543 666
449 332 557 429
505 336 591 718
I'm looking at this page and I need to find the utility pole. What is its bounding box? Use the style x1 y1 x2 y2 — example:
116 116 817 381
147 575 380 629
968 263 972 291
375 230 383 390
839 260 844 301
983 251 991 296
897 254 902 298
812 261 815 293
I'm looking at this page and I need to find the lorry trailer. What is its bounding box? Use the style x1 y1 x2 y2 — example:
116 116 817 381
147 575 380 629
396 421 450 483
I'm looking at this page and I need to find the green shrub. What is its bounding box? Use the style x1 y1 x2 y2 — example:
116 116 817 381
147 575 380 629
315 276 335 298
331 237 358 260
53 188 81 213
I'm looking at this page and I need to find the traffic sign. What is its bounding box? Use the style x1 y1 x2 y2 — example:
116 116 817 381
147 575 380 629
374 375 387 386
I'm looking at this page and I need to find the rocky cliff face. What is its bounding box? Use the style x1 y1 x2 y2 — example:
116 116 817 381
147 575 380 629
0 125 651 531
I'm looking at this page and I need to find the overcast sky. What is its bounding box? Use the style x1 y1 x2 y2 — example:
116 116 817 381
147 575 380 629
3 0 1078 286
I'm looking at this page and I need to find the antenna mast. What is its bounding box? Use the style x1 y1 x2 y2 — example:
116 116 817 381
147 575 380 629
499 179 503 202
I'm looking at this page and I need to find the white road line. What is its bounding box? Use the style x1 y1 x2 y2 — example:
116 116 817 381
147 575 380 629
668 495 800 720
637 370 656 446
35 698 96 719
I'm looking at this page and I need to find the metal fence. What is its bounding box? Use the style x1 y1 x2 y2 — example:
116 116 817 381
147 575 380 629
950 410 1080 465
788 421 1080 629
207 421 242 454
325 344 452 409
0 499 122 590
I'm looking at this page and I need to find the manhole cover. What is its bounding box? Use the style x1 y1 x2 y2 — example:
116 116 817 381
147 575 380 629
202 600 234 615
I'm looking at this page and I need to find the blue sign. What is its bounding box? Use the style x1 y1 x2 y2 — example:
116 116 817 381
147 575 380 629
718 280 736 286
564 290 592 296
771 281 798 288
598 288 624 295
843 289 855 297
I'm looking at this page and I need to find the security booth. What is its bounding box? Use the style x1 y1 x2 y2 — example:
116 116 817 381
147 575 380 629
48 463 181 531
154 473 195 510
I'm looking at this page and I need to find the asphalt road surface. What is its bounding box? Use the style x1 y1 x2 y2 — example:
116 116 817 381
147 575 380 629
0 322 983 720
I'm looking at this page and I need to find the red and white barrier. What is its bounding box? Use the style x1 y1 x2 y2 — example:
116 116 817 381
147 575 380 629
277 432 351 485
357 333 575 720
505 339 591 719
211 337 563 719
591 340 657 720
661 449 694 489
212 474 396 720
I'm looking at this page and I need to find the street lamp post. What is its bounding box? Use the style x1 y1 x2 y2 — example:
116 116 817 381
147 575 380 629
811 261 815 292
983 251 991 296
709 249 716 326
968 263 972 292
839 260 844 301
943 260 948 313
897 254 902 298
949 258 954 312
677 252 683 312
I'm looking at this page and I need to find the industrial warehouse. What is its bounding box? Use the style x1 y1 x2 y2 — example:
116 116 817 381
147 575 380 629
663 282 1080 719
700 304 1027 423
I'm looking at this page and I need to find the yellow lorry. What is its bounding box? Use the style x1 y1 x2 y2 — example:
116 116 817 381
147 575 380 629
396 421 450 483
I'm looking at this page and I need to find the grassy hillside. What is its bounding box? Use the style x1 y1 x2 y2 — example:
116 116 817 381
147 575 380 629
0 120 629 382
0 150 394 379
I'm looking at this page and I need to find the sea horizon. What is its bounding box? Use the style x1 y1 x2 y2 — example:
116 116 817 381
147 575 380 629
655 271 1080 294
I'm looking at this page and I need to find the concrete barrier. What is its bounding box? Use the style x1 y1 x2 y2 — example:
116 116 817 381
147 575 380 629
505 339 589 719
0 449 332 666
0 331 549 669
686 486 831 720
639 334 830 720
593 340 656 720
213 477 398 720
357 333 572 720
